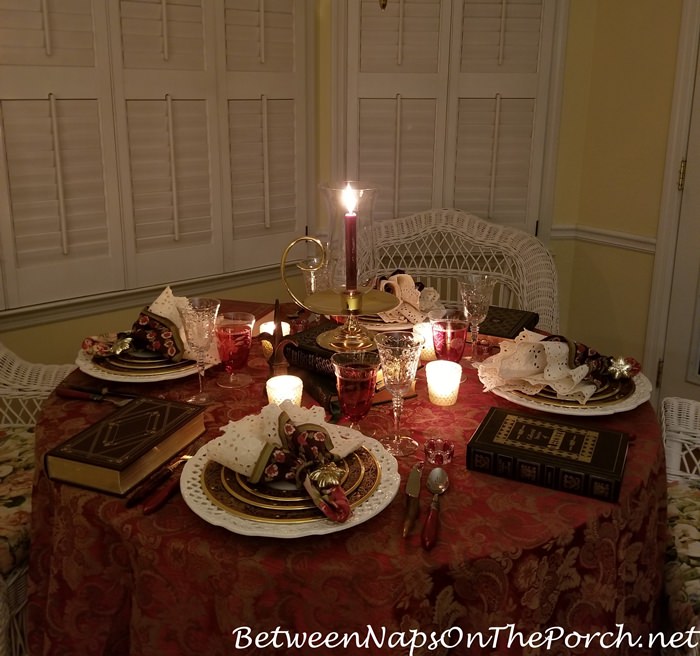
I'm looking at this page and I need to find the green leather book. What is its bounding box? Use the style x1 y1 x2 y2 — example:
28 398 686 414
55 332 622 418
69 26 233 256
466 407 629 501
45 397 205 496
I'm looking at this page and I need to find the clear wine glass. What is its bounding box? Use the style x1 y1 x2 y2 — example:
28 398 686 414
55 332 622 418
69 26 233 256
458 275 495 363
216 311 255 389
177 297 220 404
331 351 381 432
374 331 424 457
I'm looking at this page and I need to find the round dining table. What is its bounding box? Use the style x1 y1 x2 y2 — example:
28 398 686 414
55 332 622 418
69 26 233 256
27 330 667 656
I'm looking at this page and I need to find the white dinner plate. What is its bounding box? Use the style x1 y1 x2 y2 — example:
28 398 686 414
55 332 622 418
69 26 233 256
484 373 652 417
75 349 199 383
180 436 400 538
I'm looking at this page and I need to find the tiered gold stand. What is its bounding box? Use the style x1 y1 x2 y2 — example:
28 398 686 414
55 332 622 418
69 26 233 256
280 236 399 352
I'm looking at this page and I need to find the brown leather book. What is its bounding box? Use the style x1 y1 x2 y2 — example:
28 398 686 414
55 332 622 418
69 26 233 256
45 397 205 496
466 407 629 501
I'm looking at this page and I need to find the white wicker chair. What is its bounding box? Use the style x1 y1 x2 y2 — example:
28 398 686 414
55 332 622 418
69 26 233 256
661 396 700 656
0 343 74 656
373 209 560 333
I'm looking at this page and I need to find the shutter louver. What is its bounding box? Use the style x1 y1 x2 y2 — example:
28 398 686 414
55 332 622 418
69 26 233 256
225 0 294 72
359 97 437 220
461 0 543 74
0 0 95 67
360 0 442 73
120 0 205 70
0 96 124 306
3 98 109 266
126 98 213 253
453 96 534 221
229 97 296 238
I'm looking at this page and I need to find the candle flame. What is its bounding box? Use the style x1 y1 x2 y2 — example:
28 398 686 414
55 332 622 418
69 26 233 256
342 183 358 214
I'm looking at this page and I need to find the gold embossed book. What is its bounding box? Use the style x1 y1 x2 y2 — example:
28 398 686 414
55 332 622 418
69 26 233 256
45 397 205 495
466 407 629 501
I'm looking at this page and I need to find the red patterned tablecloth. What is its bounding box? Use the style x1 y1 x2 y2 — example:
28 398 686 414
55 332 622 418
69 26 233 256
27 339 667 656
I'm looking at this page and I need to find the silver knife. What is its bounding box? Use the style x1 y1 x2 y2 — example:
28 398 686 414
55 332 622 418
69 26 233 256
402 461 424 538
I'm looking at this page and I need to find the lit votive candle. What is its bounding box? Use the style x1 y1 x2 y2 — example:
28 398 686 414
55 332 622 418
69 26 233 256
266 375 303 406
259 321 291 359
413 322 436 362
258 321 291 337
425 360 461 406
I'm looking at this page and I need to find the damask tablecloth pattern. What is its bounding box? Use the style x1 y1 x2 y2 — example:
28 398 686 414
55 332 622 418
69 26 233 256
27 344 667 656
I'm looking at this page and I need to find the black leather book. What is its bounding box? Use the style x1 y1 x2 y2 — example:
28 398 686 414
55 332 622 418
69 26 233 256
479 306 539 338
466 407 628 501
45 397 205 495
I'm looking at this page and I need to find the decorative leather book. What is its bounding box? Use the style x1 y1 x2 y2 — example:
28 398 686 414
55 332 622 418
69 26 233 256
283 322 337 377
45 397 205 496
466 407 629 502
479 306 539 338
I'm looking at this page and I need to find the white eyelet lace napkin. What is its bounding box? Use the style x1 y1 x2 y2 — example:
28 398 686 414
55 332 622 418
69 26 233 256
476 329 598 404
376 273 444 324
206 401 365 477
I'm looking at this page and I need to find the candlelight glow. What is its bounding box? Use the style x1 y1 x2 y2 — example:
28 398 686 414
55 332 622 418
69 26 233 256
266 375 303 406
341 183 358 215
425 360 461 406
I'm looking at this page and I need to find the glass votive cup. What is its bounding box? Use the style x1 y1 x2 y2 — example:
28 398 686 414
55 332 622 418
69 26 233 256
413 322 437 362
424 438 455 465
425 360 461 406
266 375 303 406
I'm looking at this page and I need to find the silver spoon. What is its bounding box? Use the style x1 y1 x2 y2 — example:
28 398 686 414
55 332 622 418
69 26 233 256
421 467 449 550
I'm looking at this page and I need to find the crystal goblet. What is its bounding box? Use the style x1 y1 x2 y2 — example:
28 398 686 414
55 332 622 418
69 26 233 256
177 297 220 404
374 331 424 457
331 351 381 431
458 274 496 362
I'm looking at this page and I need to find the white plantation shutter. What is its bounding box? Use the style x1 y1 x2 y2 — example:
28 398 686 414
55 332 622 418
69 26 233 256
224 0 295 72
222 0 308 272
359 0 443 73
0 1 124 308
126 98 213 251
112 0 224 286
0 0 96 68
0 0 312 310
341 0 558 233
453 96 535 221
358 97 437 220
120 0 206 70
347 0 451 219
460 0 543 74
228 98 297 239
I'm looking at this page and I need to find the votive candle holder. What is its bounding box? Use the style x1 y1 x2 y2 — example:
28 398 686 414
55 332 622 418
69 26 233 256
425 360 461 406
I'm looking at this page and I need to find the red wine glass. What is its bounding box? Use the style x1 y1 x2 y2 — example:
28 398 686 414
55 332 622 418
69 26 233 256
331 351 381 431
216 312 255 389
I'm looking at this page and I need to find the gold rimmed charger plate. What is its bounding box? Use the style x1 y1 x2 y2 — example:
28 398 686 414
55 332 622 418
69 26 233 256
202 446 380 523
93 351 196 376
512 377 635 408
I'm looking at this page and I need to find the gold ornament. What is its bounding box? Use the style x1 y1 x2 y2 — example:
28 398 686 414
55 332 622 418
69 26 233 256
608 357 634 380
309 462 344 489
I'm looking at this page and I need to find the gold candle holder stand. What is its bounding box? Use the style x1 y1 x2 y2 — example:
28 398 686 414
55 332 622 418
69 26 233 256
280 236 398 352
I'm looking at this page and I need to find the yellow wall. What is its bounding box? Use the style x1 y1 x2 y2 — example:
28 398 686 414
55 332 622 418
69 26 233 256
0 0 685 367
551 0 682 362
